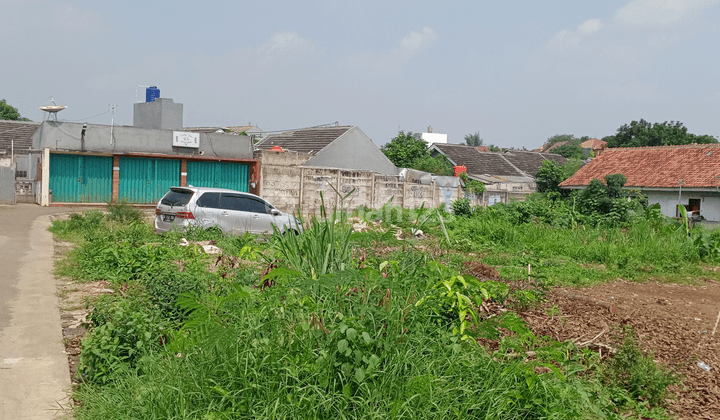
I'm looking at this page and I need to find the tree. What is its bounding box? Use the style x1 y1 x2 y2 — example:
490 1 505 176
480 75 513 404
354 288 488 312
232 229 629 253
412 154 453 176
464 132 483 147
0 99 22 120
554 143 583 159
606 119 717 148
381 131 428 168
535 160 564 193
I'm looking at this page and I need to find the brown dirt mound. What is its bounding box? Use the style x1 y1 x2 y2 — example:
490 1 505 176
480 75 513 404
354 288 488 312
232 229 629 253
521 279 720 420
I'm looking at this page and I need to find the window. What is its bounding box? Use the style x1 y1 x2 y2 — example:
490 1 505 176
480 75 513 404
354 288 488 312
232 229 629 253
196 192 221 209
161 189 193 206
220 194 271 214
15 170 27 178
220 194 247 212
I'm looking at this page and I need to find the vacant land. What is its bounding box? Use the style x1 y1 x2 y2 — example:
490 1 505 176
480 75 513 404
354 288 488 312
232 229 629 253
52 200 720 419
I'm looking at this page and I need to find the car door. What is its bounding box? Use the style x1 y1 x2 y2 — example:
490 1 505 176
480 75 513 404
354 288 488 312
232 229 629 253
193 192 222 229
243 196 278 233
218 193 257 234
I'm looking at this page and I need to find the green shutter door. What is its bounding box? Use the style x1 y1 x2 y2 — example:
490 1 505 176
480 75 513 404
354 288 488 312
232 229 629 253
49 154 112 202
119 157 180 203
187 161 249 192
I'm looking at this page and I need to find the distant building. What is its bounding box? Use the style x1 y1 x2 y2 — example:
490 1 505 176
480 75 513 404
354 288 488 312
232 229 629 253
560 144 720 221
255 125 397 174
430 143 566 203
580 138 607 156
413 126 447 146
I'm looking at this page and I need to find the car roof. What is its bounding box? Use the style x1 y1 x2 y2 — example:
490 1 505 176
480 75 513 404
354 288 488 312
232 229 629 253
169 186 264 199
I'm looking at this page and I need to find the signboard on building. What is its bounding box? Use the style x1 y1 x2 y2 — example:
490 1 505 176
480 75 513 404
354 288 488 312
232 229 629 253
173 131 200 148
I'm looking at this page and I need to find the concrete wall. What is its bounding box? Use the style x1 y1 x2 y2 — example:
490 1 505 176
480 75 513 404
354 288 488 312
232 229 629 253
133 99 183 131
34 121 253 159
647 190 720 222
0 165 16 204
260 161 464 214
304 127 398 175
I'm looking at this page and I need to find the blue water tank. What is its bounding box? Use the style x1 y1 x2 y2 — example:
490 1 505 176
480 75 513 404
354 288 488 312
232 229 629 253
146 86 160 102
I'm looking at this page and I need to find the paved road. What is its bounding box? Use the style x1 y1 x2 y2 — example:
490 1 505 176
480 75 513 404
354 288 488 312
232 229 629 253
0 204 75 419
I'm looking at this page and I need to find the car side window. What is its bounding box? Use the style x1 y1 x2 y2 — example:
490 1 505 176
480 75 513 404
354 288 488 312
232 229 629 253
245 197 270 214
220 194 247 211
196 192 221 209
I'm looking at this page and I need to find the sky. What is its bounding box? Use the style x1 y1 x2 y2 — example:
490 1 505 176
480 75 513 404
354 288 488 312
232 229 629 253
2 0 720 149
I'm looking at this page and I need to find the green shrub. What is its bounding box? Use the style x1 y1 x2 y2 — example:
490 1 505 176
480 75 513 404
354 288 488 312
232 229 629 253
78 297 168 384
602 327 680 408
106 199 144 224
451 198 473 217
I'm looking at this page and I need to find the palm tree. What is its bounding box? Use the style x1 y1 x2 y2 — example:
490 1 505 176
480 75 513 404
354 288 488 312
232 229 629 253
464 132 483 147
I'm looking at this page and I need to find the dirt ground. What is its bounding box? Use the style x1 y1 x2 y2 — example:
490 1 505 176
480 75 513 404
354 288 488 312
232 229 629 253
519 279 720 420
52 223 720 419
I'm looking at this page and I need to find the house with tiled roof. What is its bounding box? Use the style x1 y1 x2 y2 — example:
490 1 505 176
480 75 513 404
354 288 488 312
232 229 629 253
580 138 607 156
429 143 566 201
560 144 720 221
255 125 397 174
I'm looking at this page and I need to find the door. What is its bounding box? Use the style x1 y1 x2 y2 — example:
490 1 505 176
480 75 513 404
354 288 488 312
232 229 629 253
49 154 112 202
187 161 249 192
193 191 222 229
119 157 180 203
217 193 257 233
688 199 701 216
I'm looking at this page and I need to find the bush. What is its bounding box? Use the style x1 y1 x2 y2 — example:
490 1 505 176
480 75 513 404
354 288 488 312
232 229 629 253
602 327 680 408
78 297 168 384
106 199 144 224
451 198 473 217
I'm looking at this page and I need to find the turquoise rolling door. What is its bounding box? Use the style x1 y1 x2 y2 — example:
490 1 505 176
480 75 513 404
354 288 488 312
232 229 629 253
119 157 180 203
49 154 112 202
187 161 249 192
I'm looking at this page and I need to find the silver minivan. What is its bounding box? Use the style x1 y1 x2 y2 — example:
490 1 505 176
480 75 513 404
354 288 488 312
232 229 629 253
155 187 300 234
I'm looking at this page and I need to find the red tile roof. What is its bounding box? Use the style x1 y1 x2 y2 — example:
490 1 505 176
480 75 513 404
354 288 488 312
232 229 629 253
476 146 491 152
560 144 720 189
580 138 606 149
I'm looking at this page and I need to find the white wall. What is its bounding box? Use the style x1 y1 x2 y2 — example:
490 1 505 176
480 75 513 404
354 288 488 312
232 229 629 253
646 191 720 222
418 132 447 145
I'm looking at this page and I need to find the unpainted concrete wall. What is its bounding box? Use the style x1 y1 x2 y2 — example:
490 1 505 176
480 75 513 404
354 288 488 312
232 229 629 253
0 165 16 204
34 121 253 159
261 162 465 214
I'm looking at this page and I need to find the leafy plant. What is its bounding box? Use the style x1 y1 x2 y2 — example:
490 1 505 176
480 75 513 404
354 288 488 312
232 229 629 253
106 199 144 224
451 198 473 217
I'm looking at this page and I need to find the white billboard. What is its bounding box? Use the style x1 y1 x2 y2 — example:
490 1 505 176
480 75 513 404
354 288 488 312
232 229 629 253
173 131 200 148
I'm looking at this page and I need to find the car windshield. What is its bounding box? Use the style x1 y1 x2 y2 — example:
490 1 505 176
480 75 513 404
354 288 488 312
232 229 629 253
160 189 193 206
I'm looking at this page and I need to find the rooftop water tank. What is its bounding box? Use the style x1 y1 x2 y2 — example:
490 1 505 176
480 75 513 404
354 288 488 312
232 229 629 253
146 86 160 102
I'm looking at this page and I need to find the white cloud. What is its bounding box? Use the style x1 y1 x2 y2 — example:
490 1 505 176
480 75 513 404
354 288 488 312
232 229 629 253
615 0 719 26
257 32 316 65
396 27 437 58
548 18 604 48
50 3 104 34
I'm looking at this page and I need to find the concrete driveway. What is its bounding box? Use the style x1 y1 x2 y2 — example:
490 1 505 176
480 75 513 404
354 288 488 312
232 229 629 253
0 204 75 419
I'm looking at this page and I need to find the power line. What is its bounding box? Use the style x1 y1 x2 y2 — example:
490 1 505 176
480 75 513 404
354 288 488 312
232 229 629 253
59 109 111 122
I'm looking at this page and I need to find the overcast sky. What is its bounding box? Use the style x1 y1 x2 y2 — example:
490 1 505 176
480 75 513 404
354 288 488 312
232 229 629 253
2 0 719 148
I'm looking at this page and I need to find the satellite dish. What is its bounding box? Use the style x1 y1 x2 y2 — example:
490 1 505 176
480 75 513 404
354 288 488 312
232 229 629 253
39 98 67 121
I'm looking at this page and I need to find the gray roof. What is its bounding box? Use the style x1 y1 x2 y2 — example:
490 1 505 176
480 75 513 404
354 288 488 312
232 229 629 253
255 126 352 155
0 120 40 155
431 143 566 180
